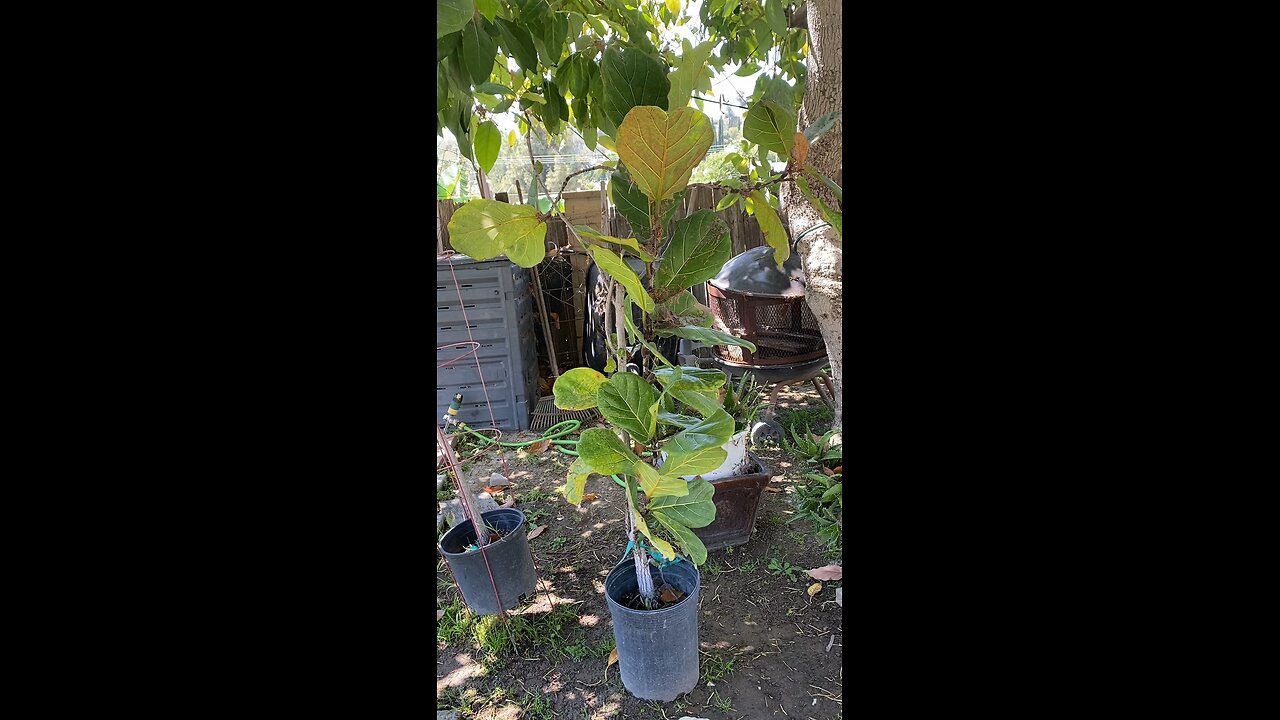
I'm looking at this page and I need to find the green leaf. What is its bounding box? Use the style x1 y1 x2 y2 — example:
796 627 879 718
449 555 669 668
616 106 714 202
438 31 462 63
658 411 700 428
735 62 761 76
461 19 499 85
715 193 741 211
803 110 842 147
476 82 512 95
574 226 655 262
748 190 789 267
495 18 538 71
576 427 635 474
634 460 689 498
795 177 842 238
654 365 726 391
650 511 708 565
564 457 592 505
667 40 715 110
600 46 670 137
597 372 659 442
586 245 655 313
743 100 796 156
805 167 843 203
653 210 730 297
437 0 475 38
661 407 734 477
553 367 607 410
474 120 501 174
447 199 547 268
648 478 717 528
476 0 500 22
654 325 758 352
763 0 788 36
665 0 681 13
521 92 547 105
671 387 723 418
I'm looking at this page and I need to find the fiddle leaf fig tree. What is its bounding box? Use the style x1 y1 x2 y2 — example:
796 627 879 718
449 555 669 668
438 0 844 606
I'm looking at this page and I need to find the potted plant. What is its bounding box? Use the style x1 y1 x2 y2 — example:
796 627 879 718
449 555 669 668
445 83 838 696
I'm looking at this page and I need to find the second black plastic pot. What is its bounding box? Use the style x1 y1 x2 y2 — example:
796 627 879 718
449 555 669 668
604 560 701 701
438 509 537 616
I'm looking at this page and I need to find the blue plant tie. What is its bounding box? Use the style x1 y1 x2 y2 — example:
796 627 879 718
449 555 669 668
616 538 682 568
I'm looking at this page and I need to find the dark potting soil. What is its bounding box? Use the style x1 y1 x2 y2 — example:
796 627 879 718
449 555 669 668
619 583 689 611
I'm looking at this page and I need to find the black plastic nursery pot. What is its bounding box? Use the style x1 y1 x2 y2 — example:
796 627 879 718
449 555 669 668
604 560 701 701
438 508 537 616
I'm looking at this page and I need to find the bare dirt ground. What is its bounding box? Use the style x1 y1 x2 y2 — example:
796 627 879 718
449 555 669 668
437 384 842 720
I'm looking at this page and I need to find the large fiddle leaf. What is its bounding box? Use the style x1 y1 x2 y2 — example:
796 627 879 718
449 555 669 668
634 460 689 499
600 46 670 136
667 39 715 110
654 365 727 392
743 99 796 156
597 372 659 442
553 367 607 410
649 477 717 528
576 428 635 475
574 225 655 262
660 409 734 478
653 210 730 298
474 120 501 175
616 106 714 202
447 200 547 268
661 289 716 328
437 0 475 38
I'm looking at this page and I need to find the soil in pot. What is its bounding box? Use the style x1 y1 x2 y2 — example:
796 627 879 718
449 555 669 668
618 582 688 610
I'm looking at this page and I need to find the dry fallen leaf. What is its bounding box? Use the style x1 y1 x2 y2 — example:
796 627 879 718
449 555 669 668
607 647 618 667
659 584 685 604
807 582 823 598
763 486 783 493
501 497 516 508
482 486 507 495
527 439 552 455
805 564 843 582
832 465 842 475
820 466 834 476
527 525 547 540
581 493 600 502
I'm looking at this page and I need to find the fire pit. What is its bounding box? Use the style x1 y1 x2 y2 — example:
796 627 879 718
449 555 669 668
705 238 834 442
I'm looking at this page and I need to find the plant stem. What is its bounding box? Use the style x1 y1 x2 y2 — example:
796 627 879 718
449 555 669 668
622 468 656 606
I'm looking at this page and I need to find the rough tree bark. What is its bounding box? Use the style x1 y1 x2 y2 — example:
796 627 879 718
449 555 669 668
781 0 842 427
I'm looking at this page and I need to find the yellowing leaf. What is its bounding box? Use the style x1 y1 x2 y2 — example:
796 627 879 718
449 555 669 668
634 461 689 498
508 130 517 147
665 0 680 13
807 582 823 598
748 190 789 268
632 510 675 560
586 244 655 313
447 200 547 268
616 106 714 202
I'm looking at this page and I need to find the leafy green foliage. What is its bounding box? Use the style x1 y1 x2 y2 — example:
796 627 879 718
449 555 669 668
446 199 546 267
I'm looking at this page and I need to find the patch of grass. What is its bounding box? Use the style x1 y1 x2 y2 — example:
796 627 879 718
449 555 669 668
738 557 762 573
523 506 550 526
437 600 582 663
779 404 834 432
760 513 783 528
699 652 735 685
704 560 724 576
787 530 806 545
437 488 455 502
521 692 555 720
767 557 801 582
710 690 735 713
548 536 568 550
562 634 614 661
520 488 552 503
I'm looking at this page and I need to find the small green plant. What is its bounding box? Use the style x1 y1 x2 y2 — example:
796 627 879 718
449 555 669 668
738 557 762 573
723 371 766 433
710 691 735 713
699 652 735 684
790 472 843 549
767 557 801 581
521 692 555 720
548 536 568 550
519 488 551 503
781 422 842 467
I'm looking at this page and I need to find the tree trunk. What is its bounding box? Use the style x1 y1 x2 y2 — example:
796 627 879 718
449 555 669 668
781 0 842 428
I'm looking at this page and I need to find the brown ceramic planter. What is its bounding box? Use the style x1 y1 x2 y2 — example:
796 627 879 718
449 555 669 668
690 452 772 552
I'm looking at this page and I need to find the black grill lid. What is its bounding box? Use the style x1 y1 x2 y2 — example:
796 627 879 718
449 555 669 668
708 246 806 297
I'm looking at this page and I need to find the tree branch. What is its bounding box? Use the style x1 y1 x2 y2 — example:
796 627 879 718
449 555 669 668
787 3 807 29
556 165 610 210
